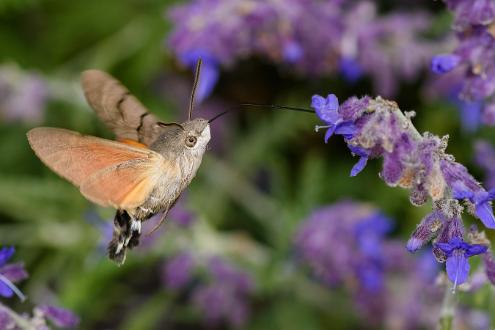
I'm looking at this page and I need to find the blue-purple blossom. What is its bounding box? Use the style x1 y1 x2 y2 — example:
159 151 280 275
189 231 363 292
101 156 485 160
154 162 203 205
474 140 495 189
167 0 442 97
295 202 392 313
161 254 254 327
435 237 487 288
0 65 48 123
450 182 495 229
0 309 13 329
38 305 80 328
312 94 357 143
339 57 363 82
0 247 28 301
431 54 461 74
295 201 443 326
162 252 195 290
432 0 495 127
192 258 254 327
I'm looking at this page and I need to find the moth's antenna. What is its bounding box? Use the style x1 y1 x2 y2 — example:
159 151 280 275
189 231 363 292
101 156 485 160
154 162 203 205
207 102 315 123
188 58 202 121
240 103 315 113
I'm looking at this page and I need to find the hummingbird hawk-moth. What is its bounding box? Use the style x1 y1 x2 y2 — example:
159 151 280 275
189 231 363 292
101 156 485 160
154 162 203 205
27 60 211 265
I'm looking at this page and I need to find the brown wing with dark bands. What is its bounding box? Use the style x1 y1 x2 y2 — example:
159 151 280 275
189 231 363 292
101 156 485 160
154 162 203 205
27 127 165 209
81 70 164 146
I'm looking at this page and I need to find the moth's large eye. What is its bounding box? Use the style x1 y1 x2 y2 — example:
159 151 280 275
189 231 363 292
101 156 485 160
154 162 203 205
185 135 197 147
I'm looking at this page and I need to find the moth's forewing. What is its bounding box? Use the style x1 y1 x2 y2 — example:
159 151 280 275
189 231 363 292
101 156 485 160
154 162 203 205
27 127 164 209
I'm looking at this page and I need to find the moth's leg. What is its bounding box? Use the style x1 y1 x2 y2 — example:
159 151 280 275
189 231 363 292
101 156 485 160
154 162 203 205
107 210 130 265
146 207 171 235
126 216 142 249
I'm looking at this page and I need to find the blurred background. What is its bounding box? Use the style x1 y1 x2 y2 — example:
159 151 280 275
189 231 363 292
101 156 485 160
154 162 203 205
1 0 495 329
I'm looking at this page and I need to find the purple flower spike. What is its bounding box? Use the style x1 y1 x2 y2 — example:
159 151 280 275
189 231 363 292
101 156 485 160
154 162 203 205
431 54 461 74
162 252 195 290
474 140 495 189
39 305 80 328
435 237 487 288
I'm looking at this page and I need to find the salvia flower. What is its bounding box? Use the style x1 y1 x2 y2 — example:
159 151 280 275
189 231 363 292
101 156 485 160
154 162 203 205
432 0 495 127
435 237 487 288
0 246 28 301
162 253 254 327
0 65 48 123
167 0 442 97
36 305 80 328
294 202 393 320
431 54 461 74
314 93 494 286
193 258 254 327
161 252 195 291
474 140 495 189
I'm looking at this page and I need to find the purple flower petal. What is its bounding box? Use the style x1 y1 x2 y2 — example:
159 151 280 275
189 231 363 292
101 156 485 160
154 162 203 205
325 94 339 112
334 121 357 139
162 252 195 290
451 182 475 200
283 41 304 63
0 281 13 298
311 95 326 111
195 60 219 102
475 200 495 229
431 54 461 74
446 250 469 287
0 247 14 267
465 244 488 257
350 156 369 177
324 126 336 143
180 49 219 102
39 305 80 328
435 242 456 255
0 263 28 282
340 57 363 83
312 94 340 124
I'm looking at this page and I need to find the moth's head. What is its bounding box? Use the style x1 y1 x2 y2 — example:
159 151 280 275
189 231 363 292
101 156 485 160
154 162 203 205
151 118 210 156
180 118 210 152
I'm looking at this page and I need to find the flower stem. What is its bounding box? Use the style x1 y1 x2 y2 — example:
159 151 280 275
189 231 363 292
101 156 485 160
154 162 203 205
439 284 457 330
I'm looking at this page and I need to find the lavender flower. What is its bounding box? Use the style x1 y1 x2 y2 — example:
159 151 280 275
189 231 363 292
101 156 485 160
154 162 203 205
37 305 80 328
0 65 48 123
314 93 494 286
161 252 195 290
193 258 254 327
161 254 254 327
432 0 495 127
167 0 441 97
0 247 28 301
474 140 495 189
431 54 462 74
295 202 392 320
435 237 487 288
